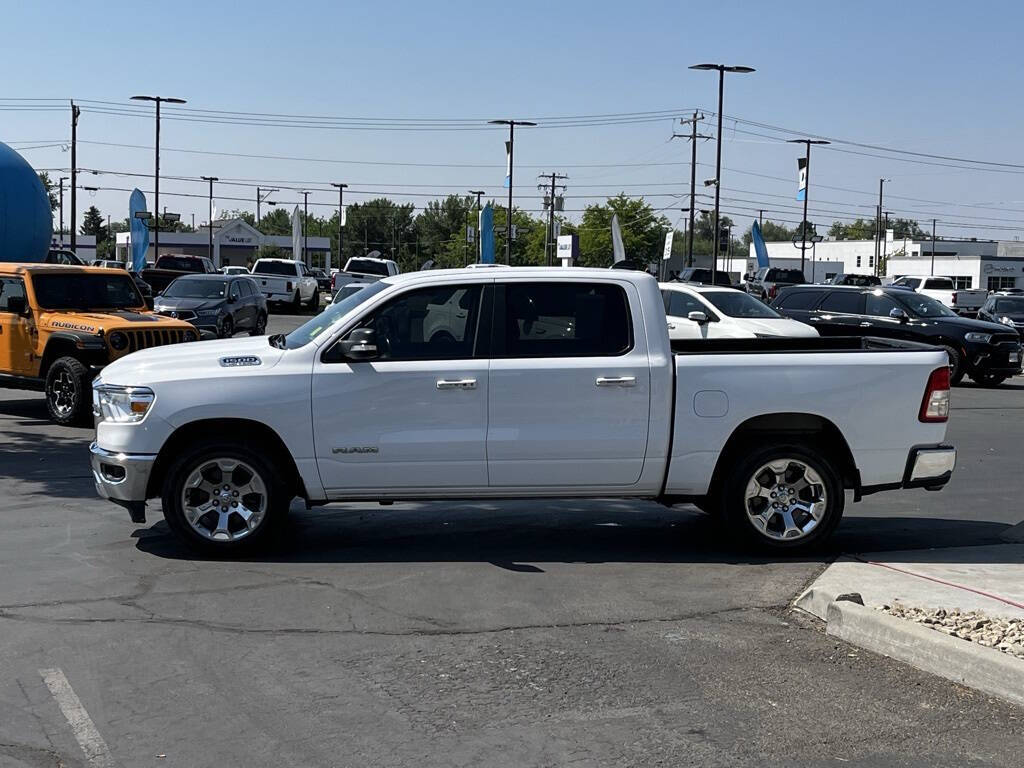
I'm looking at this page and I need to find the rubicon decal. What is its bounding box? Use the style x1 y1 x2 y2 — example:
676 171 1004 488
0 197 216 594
50 321 97 333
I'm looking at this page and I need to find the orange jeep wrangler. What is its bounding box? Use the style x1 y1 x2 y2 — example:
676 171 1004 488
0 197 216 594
0 263 198 425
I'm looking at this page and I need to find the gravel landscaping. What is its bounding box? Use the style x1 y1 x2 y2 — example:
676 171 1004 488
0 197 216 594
880 603 1024 660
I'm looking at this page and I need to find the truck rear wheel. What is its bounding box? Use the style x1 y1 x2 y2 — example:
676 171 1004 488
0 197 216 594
161 442 290 554
45 356 92 426
721 444 843 552
941 345 964 385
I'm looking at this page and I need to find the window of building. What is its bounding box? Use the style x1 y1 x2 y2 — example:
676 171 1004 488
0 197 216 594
500 282 632 358
951 276 972 289
856 254 862 268
987 276 1017 291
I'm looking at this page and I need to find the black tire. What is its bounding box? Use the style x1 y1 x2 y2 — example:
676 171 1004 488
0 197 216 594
45 356 92 426
972 372 1007 387
941 344 964 385
308 289 320 312
720 443 844 553
161 441 291 555
291 291 302 314
219 315 234 339
249 312 267 336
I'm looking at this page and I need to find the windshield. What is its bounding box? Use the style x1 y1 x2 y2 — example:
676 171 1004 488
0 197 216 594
32 273 144 310
897 292 957 318
703 291 782 318
252 260 297 276
995 298 1024 313
926 278 955 290
346 259 390 276
284 281 389 349
163 278 228 299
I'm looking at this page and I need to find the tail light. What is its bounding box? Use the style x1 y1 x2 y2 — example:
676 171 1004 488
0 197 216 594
286 281 293 292
951 293 958 305
768 285 779 300
919 366 950 423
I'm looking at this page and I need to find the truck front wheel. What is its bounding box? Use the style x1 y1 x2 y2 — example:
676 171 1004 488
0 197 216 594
45 356 92 426
161 442 289 554
722 444 843 552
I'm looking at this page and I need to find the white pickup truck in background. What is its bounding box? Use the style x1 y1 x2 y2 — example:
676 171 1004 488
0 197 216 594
331 256 400 294
90 268 956 556
250 258 320 310
890 275 988 316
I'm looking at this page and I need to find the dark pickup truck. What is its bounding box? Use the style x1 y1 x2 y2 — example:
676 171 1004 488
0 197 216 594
141 254 219 295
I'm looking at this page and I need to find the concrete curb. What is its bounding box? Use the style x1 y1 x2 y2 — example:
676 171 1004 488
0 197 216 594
823 599 1024 708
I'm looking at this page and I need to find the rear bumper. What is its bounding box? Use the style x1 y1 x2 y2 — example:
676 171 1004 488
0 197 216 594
90 442 154 523
859 444 956 498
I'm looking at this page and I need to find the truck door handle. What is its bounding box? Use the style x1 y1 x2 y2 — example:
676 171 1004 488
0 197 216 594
596 376 637 387
667 323 676 330
436 378 477 390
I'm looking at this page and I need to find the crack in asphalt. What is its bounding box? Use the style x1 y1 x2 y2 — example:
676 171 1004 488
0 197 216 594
0 604 768 638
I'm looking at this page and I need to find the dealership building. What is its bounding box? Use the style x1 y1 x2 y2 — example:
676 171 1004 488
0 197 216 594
114 218 331 269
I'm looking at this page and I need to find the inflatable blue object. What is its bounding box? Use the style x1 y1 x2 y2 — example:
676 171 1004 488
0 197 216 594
0 141 53 262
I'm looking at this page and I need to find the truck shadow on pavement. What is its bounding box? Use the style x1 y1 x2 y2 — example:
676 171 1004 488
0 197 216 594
132 500 1017 567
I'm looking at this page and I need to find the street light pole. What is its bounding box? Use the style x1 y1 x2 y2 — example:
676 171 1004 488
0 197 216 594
931 218 937 276
689 64 755 284
489 119 537 264
57 176 68 247
469 190 484 263
131 94 187 264
787 138 830 275
69 101 79 251
302 191 310 265
201 176 217 262
331 183 347 273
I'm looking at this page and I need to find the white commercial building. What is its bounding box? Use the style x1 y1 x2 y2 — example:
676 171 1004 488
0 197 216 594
114 218 331 269
50 234 96 262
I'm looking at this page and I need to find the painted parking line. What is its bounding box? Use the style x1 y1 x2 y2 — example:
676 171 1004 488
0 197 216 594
39 668 117 768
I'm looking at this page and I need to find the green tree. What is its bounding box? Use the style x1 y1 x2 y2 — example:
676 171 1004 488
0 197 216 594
742 219 795 246
829 216 926 240
342 198 417 269
414 195 476 268
80 205 108 241
255 207 292 236
577 195 671 268
38 172 58 213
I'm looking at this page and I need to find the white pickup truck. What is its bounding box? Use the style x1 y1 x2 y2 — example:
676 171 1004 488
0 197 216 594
331 256 400 294
250 258 320 310
890 276 988 316
90 268 956 555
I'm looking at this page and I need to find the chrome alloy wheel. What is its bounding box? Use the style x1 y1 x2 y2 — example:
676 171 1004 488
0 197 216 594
49 370 77 417
180 458 268 542
743 459 828 541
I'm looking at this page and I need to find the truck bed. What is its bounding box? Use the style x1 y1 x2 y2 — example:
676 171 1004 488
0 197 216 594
671 335 936 355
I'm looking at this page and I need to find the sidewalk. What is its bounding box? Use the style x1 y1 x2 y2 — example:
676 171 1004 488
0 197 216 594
796 529 1024 707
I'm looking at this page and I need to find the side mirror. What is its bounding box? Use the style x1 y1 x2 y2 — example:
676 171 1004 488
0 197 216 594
338 327 379 360
889 307 909 322
6 296 27 315
227 295 237 304
687 310 709 324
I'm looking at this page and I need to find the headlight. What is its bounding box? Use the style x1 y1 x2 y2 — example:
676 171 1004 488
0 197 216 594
964 332 992 344
92 384 155 423
108 331 129 351
1001 316 1015 326
183 330 198 342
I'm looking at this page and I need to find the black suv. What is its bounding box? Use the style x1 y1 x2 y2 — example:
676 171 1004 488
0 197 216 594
977 294 1024 336
673 267 733 287
772 285 1022 385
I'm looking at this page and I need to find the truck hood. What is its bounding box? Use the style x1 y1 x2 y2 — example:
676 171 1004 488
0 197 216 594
38 310 187 334
99 335 286 386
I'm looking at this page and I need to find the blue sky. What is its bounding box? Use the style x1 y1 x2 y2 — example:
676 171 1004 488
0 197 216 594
3 0 1024 241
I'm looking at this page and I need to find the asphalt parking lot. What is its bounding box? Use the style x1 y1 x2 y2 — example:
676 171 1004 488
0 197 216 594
1 310 1022 767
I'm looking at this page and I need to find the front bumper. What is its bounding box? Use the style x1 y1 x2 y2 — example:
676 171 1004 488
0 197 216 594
968 340 1023 376
90 442 155 523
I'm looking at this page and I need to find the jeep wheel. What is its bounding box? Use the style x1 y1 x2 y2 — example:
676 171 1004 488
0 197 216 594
45 356 92 426
161 442 290 554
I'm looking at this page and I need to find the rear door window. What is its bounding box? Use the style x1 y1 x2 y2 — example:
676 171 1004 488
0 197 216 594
776 290 823 310
497 282 632 358
817 291 864 314
865 292 902 317
0 278 26 312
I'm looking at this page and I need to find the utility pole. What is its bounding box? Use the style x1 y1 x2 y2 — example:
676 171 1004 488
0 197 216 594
201 176 217 262
488 119 537 264
538 173 568 267
874 178 889 273
469 190 484 263
330 183 347 272
672 111 710 268
759 209 764 228
57 176 68 247
881 210 892 275
301 191 310 265
256 186 278 228
931 218 937 276
787 138 830 274
70 101 80 251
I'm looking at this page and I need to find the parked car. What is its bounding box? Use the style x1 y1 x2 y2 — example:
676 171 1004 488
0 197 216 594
93 260 126 270
130 272 154 308
90 267 956 556
250 258 320 311
744 267 807 302
308 267 332 293
155 274 268 338
141 254 219 294
773 285 1022 385
332 256 400 291
660 282 818 340
45 249 85 266
331 280 374 303
889 276 988 316
827 273 881 287
0 263 197 424
674 267 733 287
977 294 1024 335
222 266 250 276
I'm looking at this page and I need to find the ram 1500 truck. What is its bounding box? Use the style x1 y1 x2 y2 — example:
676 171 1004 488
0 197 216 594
141 254 219 295
90 268 956 554
250 258 320 311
